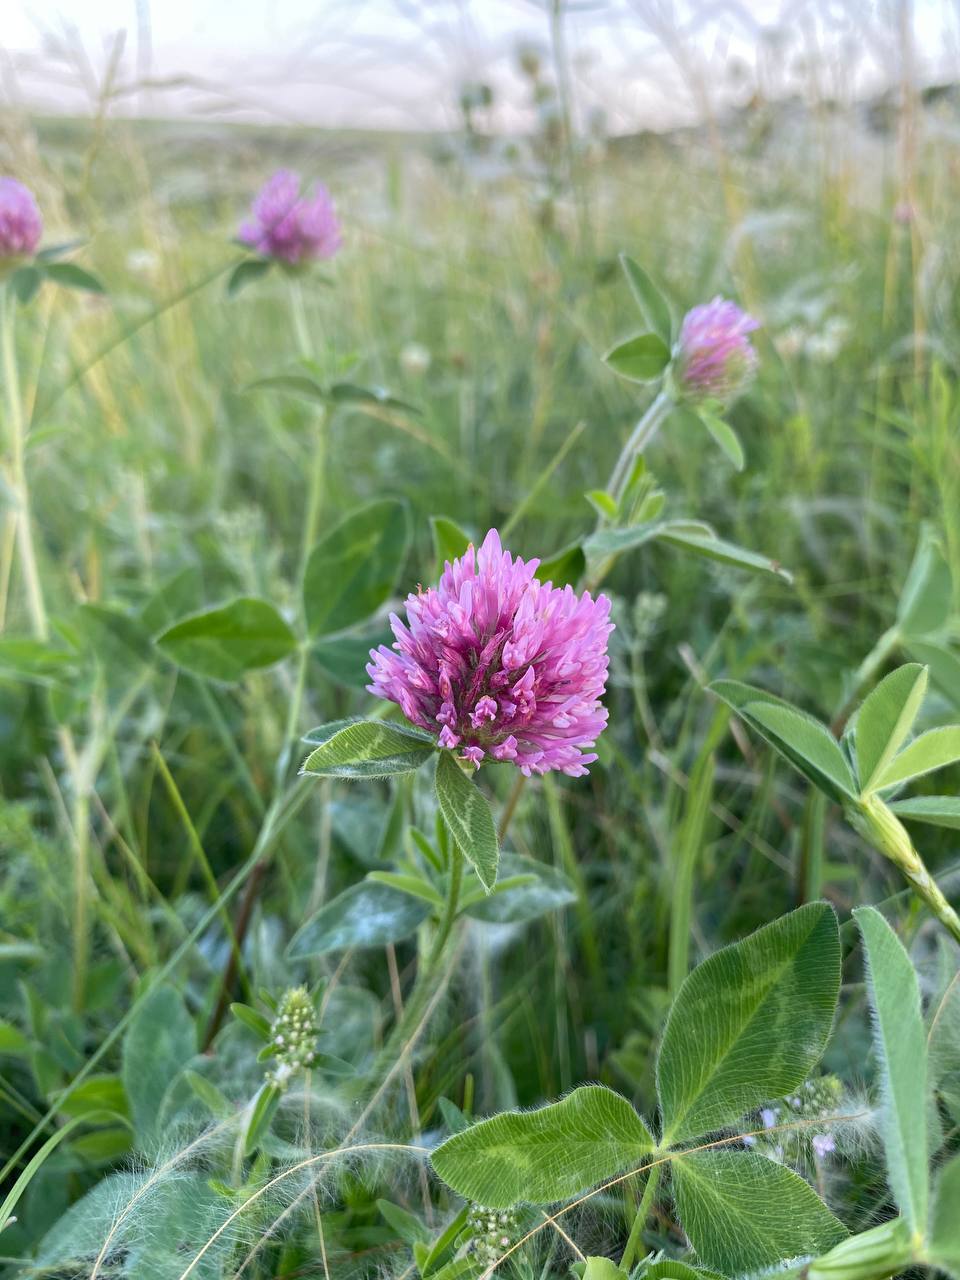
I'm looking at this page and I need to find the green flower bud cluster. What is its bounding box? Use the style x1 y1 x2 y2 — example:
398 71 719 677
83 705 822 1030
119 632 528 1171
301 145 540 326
264 986 319 1091
787 1073 843 1118
466 1204 522 1267
632 592 667 646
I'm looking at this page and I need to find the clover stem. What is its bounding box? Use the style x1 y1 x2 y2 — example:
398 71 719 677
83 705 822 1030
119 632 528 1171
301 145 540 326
606 389 672 510
428 842 464 971
360 833 466 1094
2 288 92 1008
203 645 313 1048
288 275 328 587
850 794 960 944
498 772 527 842
588 389 673 592
620 1160 661 1273
274 641 311 788
1 286 47 639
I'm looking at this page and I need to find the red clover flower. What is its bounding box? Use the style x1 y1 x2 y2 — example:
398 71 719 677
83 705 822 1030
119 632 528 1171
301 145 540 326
239 169 341 266
673 296 759 405
0 178 42 262
367 530 613 777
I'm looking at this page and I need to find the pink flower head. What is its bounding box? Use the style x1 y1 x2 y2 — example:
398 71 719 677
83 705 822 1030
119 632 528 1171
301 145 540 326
367 530 613 777
674 296 759 405
238 170 341 266
0 178 42 260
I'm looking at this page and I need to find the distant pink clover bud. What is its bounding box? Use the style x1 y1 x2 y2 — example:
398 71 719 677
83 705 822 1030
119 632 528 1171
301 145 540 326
674 296 759 405
238 170 341 266
0 178 43 261
367 530 613 777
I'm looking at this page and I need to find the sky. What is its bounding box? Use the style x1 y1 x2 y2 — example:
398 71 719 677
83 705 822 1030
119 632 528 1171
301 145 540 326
3 0 960 133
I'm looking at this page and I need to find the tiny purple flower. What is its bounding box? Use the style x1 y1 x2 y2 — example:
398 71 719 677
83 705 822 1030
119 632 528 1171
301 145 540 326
367 530 614 777
812 1133 835 1159
674 296 759 405
238 170 341 266
0 178 42 260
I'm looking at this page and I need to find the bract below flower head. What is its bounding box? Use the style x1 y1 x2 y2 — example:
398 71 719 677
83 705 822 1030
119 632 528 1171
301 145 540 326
367 530 613 777
673 296 759 406
238 169 341 266
0 178 42 260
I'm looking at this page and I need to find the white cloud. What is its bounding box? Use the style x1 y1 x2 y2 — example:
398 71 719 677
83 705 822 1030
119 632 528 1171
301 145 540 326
4 0 959 130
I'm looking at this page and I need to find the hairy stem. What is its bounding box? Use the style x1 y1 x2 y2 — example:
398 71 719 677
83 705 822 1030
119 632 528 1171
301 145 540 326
620 1160 661 1272
497 772 527 842
205 277 325 1044
2 288 95 1008
587 390 673 592
428 844 464 970
1 287 47 639
605 389 672 507
850 794 960 944
289 275 328 586
204 642 312 1047
365 835 465 1089
667 750 715 995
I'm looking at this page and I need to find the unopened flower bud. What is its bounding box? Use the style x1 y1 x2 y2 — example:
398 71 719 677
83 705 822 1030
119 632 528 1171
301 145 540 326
265 986 319 1090
466 1204 522 1265
672 296 759 406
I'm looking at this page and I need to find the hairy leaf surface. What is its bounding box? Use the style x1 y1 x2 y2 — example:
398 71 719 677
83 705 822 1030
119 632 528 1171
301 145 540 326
657 903 841 1143
288 881 430 958
854 907 928 1232
304 498 409 637
930 1154 960 1278
854 663 927 791
430 1085 654 1207
875 726 960 790
888 796 960 830
435 751 499 891
122 985 195 1150
301 718 436 778
744 702 857 802
673 1151 846 1274
619 254 673 344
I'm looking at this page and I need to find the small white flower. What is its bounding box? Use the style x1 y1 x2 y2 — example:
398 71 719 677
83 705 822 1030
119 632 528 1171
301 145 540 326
400 342 431 376
126 248 160 274
777 325 806 358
